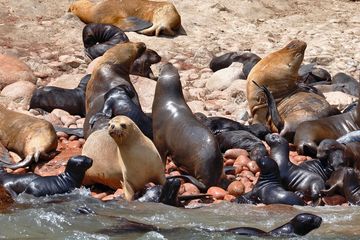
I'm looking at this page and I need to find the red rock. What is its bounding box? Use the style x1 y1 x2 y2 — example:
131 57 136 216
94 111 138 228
166 162 178 173
247 161 259 174
234 155 250 168
13 168 27 174
91 192 107 199
78 138 86 145
68 135 78 141
60 115 76 127
207 186 227 200
226 174 236 181
0 186 14 210
68 140 82 149
224 159 234 166
178 184 185 195
102 194 115 201
289 151 298 157
213 199 224 204
293 155 308 163
238 170 255 180
227 181 245 197
224 194 236 202
56 131 69 139
43 113 63 126
114 188 124 197
322 195 347 205
182 183 200 194
224 148 248 159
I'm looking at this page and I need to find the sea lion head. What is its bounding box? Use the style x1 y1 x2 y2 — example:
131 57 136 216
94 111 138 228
131 49 161 80
317 139 344 159
66 155 93 172
256 156 279 175
280 39 307 72
265 133 287 147
108 116 139 144
68 0 95 23
290 213 322 236
156 63 182 98
98 42 147 71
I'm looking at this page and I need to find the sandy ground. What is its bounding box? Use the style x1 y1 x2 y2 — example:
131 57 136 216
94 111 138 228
0 0 359 113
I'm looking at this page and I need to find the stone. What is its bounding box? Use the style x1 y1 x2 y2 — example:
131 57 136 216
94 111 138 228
227 181 245 197
323 91 357 111
59 55 84 68
1 81 36 106
207 186 227 200
132 76 157 113
187 100 206 112
205 62 243 91
0 54 36 90
47 74 85 89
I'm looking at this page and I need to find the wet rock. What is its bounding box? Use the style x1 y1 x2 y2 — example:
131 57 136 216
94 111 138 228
322 195 346 206
1 81 36 105
205 62 243 91
227 181 245 197
0 54 36 90
224 194 236 202
207 186 227 200
0 186 14 210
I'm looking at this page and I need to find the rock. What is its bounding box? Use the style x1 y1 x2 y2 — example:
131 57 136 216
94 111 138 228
43 113 63 126
322 195 346 206
187 100 206 112
227 181 245 197
182 183 200 194
58 55 84 68
60 115 76 127
192 79 207 88
132 76 156 113
0 54 36 90
68 140 82 148
51 109 71 119
223 194 236 202
47 74 85 89
205 62 243 91
207 187 227 200
0 186 14 210
1 81 36 105
324 91 357 110
224 148 249 159
247 161 260 174
223 80 247 100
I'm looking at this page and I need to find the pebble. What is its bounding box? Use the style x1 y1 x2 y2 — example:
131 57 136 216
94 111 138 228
182 183 200 194
91 192 108 199
56 131 69 138
223 194 236 202
224 148 248 159
207 186 227 200
322 195 347 206
68 140 82 149
247 161 260 174
227 181 245 197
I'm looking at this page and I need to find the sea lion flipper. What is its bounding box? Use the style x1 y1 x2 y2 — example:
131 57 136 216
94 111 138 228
0 142 13 165
0 155 33 170
115 17 153 32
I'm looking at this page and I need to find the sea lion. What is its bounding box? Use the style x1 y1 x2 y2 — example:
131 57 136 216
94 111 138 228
130 48 161 80
265 134 325 204
332 72 359 96
236 156 305 206
321 167 347 197
69 0 182 36
194 112 270 139
337 129 360 144
298 158 334 182
224 213 322 237
89 85 153 139
293 90 360 156
299 64 331 85
152 63 223 190
337 167 360 204
29 74 91 117
83 23 129 60
24 155 92 197
316 139 360 170
209 52 261 78
254 81 340 140
82 116 165 201
0 106 58 169
215 130 268 161
84 41 146 138
0 169 38 197
247 40 307 125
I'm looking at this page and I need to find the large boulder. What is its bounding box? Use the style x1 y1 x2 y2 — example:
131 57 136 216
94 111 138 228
1 81 36 106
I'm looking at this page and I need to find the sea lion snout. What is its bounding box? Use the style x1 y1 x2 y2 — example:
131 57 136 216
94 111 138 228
68 155 93 169
285 39 307 51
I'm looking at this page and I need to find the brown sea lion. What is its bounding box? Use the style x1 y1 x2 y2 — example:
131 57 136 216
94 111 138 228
247 40 307 125
294 90 360 156
82 116 165 201
84 41 146 138
152 63 223 190
0 106 57 169
69 0 182 36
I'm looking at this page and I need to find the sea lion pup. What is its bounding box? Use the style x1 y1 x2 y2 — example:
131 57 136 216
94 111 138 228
29 74 91 117
209 52 261 78
0 169 39 197
332 72 359 96
69 0 182 37
89 85 153 140
152 63 223 190
294 88 360 156
236 156 305 206
215 130 268 161
24 155 93 197
321 167 347 197
0 106 57 169
194 112 270 139
265 134 325 205
254 81 339 140
84 41 146 138
82 116 165 201
224 213 322 237
247 40 307 125
298 63 331 85
316 139 360 170
130 48 161 80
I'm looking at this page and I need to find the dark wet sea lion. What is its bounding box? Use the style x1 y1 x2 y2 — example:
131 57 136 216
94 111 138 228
130 48 161 80
84 41 146 138
29 74 91 117
194 112 270 139
298 158 334 181
152 63 223 190
247 40 307 125
225 213 322 237
83 116 165 200
0 169 39 197
337 129 360 144
69 0 182 36
236 156 305 206
0 106 58 169
82 23 129 60
265 134 325 204
332 72 359 96
215 130 267 161
317 139 360 170
24 155 92 197
321 167 347 197
209 52 261 78
299 64 331 85
294 92 360 156
89 85 153 140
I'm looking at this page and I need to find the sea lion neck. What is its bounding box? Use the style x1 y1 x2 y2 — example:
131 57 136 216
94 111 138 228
69 0 95 23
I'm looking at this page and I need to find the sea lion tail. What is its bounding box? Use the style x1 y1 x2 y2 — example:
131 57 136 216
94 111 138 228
252 80 285 133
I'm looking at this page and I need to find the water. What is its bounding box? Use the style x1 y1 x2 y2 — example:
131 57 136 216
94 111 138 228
1 188 360 239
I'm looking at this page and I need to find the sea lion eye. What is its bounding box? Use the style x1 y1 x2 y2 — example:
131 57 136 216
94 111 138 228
120 123 127 129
